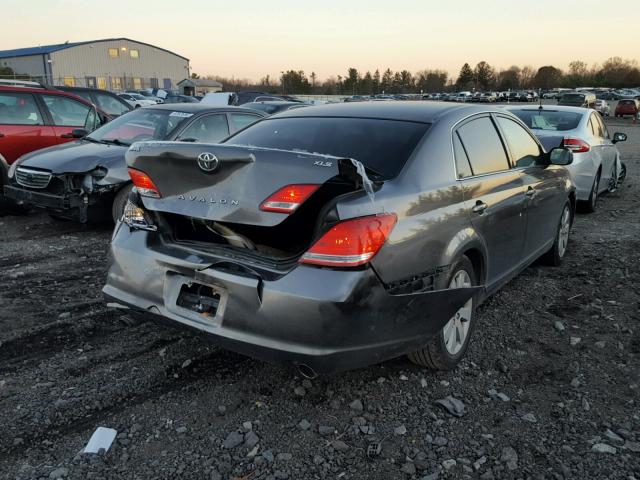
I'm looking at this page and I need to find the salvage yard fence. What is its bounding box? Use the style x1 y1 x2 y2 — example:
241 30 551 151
0 74 175 91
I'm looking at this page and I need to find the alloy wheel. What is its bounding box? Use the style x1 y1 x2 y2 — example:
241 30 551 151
557 206 571 258
443 270 473 355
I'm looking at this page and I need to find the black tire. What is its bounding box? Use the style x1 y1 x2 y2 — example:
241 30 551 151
111 184 132 223
578 169 601 213
540 201 572 266
408 255 476 370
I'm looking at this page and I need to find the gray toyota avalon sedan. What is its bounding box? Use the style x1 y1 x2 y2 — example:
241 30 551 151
103 102 576 376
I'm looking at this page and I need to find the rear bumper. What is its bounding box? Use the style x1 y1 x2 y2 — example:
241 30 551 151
4 185 112 222
103 224 479 374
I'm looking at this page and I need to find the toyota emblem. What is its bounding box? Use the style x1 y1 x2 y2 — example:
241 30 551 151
197 152 219 172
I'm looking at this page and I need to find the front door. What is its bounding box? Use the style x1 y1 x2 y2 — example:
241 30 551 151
39 94 95 143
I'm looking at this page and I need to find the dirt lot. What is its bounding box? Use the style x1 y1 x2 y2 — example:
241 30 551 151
1 118 639 480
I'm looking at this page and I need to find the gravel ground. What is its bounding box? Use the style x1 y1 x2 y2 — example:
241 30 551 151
1 118 639 480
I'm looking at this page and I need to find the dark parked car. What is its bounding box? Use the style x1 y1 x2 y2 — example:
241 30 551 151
241 101 308 115
4 105 266 222
104 102 576 375
0 83 104 212
163 94 199 104
55 86 133 118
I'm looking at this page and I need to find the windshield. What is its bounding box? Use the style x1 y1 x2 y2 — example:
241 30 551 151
86 108 193 145
130 93 146 100
510 109 583 131
224 117 430 179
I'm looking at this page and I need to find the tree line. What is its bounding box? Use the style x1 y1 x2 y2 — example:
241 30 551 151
205 57 640 95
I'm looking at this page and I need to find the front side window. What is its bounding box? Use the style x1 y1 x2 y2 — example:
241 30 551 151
41 94 91 127
589 114 603 138
229 113 261 131
457 117 510 175
496 117 541 167
108 48 119 58
95 92 130 116
178 114 230 143
225 117 430 179
0 92 43 125
87 108 193 145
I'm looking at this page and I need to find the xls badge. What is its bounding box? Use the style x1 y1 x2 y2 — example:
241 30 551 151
197 152 219 172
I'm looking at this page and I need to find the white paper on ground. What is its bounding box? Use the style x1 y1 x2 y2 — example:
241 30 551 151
83 427 117 454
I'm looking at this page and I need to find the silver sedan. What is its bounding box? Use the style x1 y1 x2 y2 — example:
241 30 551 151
505 105 627 212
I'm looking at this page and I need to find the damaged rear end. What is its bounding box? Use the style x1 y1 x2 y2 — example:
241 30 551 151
104 139 477 374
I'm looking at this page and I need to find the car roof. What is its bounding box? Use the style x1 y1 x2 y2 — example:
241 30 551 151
245 101 300 106
142 104 268 115
273 101 505 123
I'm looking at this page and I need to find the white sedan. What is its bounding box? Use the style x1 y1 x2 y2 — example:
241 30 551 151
118 93 157 108
506 105 627 212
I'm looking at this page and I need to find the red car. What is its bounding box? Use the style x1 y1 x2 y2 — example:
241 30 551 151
0 82 106 211
614 99 639 118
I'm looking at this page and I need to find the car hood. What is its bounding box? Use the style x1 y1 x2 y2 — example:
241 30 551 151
18 140 128 174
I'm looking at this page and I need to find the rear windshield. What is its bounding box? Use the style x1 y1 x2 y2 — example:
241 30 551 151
619 100 635 105
224 117 430 178
510 110 583 131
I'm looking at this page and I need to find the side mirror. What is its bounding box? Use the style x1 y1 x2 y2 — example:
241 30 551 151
549 147 573 166
612 132 627 144
71 128 89 138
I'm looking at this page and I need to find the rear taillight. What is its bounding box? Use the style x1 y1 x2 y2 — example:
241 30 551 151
128 168 161 198
300 213 397 267
563 138 590 154
260 184 320 213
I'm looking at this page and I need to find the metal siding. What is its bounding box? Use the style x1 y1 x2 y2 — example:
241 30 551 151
50 40 188 88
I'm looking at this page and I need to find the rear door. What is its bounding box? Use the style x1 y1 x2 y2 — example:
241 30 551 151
454 115 528 289
0 91 56 164
39 93 95 143
227 112 263 133
494 115 564 259
592 113 617 188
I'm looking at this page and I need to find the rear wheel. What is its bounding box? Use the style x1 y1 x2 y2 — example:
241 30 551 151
111 184 132 223
408 256 476 370
540 202 572 266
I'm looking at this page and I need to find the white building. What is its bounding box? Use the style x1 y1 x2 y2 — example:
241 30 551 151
0 37 189 91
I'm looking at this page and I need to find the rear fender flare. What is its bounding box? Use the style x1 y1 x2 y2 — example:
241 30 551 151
439 226 488 289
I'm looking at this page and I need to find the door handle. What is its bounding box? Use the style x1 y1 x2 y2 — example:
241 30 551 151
472 201 487 214
60 133 74 138
525 187 536 197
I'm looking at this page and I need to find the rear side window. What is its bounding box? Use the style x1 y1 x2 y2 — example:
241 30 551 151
457 117 509 175
225 117 430 179
229 113 261 131
495 117 541 167
0 92 43 125
41 94 91 126
453 132 472 178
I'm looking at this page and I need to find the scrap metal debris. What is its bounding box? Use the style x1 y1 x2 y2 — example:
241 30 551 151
434 396 466 417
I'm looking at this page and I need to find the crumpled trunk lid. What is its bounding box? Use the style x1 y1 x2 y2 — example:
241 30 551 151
126 142 348 227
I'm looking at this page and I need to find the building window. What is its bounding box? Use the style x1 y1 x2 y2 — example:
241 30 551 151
97 77 107 90
111 77 122 90
63 77 75 87
108 48 119 58
133 78 142 90
150 78 159 88
130 49 139 59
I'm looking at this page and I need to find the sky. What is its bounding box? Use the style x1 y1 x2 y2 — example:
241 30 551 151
1 0 639 81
